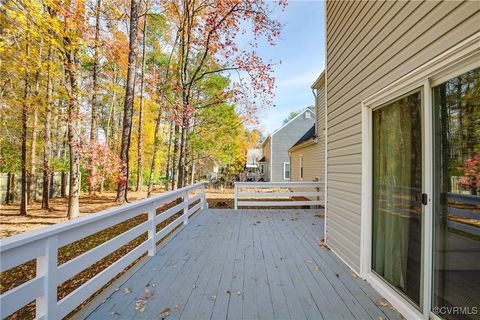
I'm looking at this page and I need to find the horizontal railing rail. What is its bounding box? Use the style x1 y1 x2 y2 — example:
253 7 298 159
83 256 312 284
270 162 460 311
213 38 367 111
0 182 207 320
234 181 325 209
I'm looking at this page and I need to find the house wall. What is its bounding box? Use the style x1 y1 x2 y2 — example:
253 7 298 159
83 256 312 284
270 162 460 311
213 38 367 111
290 143 323 182
271 110 315 182
325 0 480 272
290 83 326 183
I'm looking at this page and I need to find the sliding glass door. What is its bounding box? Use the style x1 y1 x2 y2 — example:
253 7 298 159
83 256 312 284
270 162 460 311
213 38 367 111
372 91 423 306
433 67 480 320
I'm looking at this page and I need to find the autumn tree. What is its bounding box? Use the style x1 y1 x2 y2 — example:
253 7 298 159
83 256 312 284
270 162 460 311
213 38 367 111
161 0 284 188
116 0 139 203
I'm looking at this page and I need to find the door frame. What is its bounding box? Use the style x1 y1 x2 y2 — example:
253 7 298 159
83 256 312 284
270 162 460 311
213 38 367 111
360 34 480 320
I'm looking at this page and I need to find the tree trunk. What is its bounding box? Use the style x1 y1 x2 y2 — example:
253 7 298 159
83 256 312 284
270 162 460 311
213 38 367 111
42 44 53 209
164 119 173 191
177 107 188 188
54 112 61 158
147 110 162 197
171 124 179 190
116 0 139 203
28 45 43 204
190 161 195 185
136 14 147 192
90 0 100 142
28 106 38 204
11 173 17 203
105 67 117 149
64 49 81 219
88 0 101 195
21 40 30 216
6 172 11 204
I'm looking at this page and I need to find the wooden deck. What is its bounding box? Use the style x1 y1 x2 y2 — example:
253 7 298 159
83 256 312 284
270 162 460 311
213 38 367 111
82 209 402 320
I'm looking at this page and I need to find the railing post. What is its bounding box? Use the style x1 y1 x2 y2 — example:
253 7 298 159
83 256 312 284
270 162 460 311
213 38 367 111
148 204 156 256
234 183 238 210
183 190 189 225
36 236 58 319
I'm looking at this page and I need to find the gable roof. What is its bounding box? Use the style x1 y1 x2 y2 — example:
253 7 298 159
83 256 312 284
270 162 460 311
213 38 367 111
261 108 315 147
292 124 316 147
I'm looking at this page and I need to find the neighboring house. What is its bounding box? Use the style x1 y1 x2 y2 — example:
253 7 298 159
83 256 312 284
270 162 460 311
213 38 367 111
241 149 262 181
289 72 325 184
324 2 480 320
259 108 315 182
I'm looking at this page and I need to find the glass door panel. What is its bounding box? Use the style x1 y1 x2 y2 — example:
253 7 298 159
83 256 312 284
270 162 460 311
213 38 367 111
433 67 480 320
372 91 423 306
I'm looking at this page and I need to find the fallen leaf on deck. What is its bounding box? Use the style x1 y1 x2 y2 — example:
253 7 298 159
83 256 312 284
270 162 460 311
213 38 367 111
335 273 339 278
236 290 241 295
161 307 171 314
319 239 331 251
209 295 217 301
377 299 390 308
124 287 131 294
315 265 321 271
160 307 171 319
351 272 358 279
135 299 147 312
226 290 231 294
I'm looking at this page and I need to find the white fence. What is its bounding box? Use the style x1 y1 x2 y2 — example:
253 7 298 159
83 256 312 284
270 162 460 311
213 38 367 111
0 182 207 319
234 181 325 209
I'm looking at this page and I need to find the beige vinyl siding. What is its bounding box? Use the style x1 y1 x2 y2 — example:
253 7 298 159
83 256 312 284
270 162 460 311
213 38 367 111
290 143 323 182
290 82 326 183
325 0 480 272
290 143 324 201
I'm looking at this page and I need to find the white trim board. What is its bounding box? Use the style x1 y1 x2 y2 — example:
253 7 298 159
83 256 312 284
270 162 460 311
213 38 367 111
323 1 328 244
283 162 290 180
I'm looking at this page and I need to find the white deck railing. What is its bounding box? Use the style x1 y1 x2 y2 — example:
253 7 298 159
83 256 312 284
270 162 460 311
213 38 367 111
0 182 206 320
234 181 324 209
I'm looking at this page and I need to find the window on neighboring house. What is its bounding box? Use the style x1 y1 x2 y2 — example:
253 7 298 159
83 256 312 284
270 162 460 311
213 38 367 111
260 163 265 174
283 162 290 180
300 155 304 180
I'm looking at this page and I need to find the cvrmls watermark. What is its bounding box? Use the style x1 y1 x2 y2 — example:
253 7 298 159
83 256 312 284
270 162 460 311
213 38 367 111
432 306 478 316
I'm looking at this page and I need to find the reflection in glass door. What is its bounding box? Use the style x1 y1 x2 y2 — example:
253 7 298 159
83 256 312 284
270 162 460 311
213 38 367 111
433 67 480 320
372 91 423 306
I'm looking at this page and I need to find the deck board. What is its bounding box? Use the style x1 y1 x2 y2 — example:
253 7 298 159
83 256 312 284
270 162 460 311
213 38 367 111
84 209 403 320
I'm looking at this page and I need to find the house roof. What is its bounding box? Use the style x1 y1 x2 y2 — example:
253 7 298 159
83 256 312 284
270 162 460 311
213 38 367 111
311 71 325 89
261 108 315 147
288 125 317 152
292 125 316 148
258 156 266 162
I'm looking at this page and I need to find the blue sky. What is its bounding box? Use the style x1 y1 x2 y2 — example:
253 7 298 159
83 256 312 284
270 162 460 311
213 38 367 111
254 1 325 135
